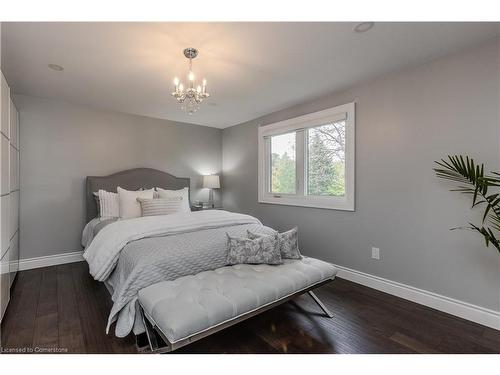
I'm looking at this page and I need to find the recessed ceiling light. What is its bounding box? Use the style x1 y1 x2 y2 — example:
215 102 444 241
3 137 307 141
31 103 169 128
354 22 375 33
48 64 64 71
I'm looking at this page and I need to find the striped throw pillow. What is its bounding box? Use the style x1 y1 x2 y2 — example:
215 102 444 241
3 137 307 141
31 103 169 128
97 190 120 219
156 187 190 212
137 197 184 217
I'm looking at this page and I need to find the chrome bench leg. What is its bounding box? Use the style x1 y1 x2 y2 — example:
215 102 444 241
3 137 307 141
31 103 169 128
140 305 174 353
308 291 334 318
142 312 159 352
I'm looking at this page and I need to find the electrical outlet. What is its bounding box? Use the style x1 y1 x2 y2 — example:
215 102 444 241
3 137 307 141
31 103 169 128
371 247 380 260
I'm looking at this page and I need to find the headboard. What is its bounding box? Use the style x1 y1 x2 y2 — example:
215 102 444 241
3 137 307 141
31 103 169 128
86 168 190 222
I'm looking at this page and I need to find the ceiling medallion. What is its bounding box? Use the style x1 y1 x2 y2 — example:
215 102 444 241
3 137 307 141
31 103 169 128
172 48 210 114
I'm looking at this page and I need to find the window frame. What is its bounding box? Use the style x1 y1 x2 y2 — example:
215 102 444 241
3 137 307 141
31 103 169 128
258 102 355 211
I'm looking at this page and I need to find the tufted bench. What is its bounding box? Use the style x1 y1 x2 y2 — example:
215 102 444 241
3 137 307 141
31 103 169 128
138 257 337 353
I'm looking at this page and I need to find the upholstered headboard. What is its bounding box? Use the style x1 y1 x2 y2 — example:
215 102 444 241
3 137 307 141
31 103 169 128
86 168 190 222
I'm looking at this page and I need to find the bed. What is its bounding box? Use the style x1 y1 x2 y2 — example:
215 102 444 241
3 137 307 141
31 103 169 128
83 168 337 351
83 168 276 337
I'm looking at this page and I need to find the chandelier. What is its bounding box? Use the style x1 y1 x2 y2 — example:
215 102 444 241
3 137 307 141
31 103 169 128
172 48 210 114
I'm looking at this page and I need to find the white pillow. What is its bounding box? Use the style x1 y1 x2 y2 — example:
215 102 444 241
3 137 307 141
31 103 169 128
117 187 155 219
97 190 120 219
156 187 190 212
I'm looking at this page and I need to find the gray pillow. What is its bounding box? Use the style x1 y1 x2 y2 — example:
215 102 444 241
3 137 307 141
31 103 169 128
247 227 302 260
226 233 282 265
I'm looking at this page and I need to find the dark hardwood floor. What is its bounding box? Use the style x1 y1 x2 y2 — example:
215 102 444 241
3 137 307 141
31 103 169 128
1 261 499 354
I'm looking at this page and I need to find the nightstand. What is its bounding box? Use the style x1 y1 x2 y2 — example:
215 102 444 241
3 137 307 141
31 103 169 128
191 205 223 211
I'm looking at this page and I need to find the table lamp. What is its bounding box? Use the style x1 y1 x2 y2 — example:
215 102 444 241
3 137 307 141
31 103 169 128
203 174 220 208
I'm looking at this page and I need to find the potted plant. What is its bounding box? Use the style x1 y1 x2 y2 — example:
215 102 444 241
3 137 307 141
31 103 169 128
434 155 500 253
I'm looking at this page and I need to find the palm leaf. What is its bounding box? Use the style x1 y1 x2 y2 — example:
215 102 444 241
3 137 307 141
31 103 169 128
468 223 500 252
481 172 500 187
434 155 488 208
489 213 500 231
434 155 500 254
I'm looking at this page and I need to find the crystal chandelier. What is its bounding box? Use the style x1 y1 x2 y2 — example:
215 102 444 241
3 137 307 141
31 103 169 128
172 48 210 114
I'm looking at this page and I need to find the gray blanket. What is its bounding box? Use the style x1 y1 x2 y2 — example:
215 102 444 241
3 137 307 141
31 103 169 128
106 222 275 337
81 218 117 248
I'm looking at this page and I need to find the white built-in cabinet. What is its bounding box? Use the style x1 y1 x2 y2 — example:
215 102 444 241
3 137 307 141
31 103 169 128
0 70 20 324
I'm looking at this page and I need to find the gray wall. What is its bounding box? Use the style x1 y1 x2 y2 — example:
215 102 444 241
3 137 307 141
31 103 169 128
222 40 500 312
15 95 222 260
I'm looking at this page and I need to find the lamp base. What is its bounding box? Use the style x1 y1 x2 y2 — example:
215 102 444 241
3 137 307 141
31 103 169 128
208 188 214 208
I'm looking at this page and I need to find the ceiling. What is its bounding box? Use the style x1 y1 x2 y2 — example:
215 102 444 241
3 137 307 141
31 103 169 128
2 22 499 128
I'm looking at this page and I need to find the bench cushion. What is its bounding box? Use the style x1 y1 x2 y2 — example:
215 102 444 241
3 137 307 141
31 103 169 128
138 257 336 343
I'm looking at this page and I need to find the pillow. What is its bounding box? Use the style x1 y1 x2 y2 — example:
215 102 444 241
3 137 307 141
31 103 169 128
137 197 184 217
93 192 100 216
94 190 120 219
247 227 302 259
226 233 282 265
156 187 190 212
117 187 155 219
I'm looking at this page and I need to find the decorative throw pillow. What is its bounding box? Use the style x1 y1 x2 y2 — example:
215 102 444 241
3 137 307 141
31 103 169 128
226 233 282 265
93 192 101 216
96 190 120 219
137 197 184 217
248 227 302 259
156 187 190 212
117 187 155 219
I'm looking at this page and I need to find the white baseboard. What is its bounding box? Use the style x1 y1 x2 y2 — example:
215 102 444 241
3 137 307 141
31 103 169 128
19 251 84 271
333 264 500 331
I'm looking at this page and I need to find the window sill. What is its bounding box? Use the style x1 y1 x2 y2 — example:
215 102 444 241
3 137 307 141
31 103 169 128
258 197 355 211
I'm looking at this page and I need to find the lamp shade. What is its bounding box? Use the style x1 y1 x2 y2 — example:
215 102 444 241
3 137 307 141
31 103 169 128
203 174 220 189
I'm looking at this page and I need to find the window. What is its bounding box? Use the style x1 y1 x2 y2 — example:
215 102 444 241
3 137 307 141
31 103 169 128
271 132 296 194
307 122 346 197
258 103 355 210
